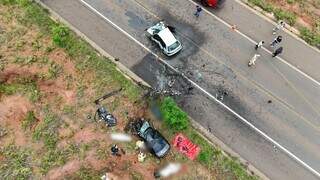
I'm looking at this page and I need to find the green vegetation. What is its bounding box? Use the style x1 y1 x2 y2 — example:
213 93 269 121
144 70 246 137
130 171 144 180
160 97 257 179
52 25 69 48
22 111 37 130
72 166 101 180
0 145 33 179
286 0 295 4
40 149 66 174
39 143 83 174
300 27 320 47
248 0 296 25
14 55 38 65
62 105 76 116
247 0 320 49
160 97 189 131
0 58 6 71
248 0 273 12
0 78 41 102
184 128 257 179
273 8 296 26
0 1 258 179
47 61 63 79
1 0 140 100
95 146 110 160
32 112 60 150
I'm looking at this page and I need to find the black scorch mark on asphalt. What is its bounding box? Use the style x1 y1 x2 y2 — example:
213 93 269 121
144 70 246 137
125 10 150 31
127 6 258 125
157 9 207 69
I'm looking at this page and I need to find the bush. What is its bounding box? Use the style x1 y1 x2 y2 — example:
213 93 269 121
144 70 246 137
32 112 60 149
22 111 37 130
300 27 320 47
248 0 273 12
273 8 297 25
0 0 16 5
160 97 189 131
40 149 66 174
0 145 32 179
248 0 297 25
52 25 70 48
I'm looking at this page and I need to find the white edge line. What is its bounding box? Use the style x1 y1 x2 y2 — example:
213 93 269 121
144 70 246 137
235 0 320 55
185 0 320 87
80 0 320 178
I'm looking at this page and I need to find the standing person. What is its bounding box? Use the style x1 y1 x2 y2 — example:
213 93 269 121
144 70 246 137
255 40 265 50
194 5 202 17
270 36 282 47
248 54 261 67
273 20 285 34
273 47 283 57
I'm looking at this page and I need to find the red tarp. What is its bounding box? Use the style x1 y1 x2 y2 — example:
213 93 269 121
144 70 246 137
172 133 200 160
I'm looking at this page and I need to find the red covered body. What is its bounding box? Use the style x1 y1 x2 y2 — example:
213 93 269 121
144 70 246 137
201 0 225 8
173 133 200 160
207 0 218 7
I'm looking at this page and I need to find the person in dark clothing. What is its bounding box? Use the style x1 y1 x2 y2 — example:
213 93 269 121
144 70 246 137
111 144 120 156
255 40 264 50
194 5 202 17
273 47 283 57
270 36 282 47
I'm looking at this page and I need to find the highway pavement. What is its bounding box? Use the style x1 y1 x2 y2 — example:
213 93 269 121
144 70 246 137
40 0 320 179
211 0 320 82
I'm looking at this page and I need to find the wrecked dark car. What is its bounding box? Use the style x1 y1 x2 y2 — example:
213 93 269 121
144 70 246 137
134 119 170 158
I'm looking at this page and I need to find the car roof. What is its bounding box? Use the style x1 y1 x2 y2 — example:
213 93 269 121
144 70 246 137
158 28 177 46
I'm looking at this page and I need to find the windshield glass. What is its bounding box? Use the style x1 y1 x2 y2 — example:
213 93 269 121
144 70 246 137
168 41 180 52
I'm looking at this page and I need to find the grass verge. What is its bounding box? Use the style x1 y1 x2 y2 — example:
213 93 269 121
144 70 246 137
160 97 258 180
0 145 32 179
246 0 320 49
0 0 141 101
0 78 41 102
247 0 296 25
1 0 258 179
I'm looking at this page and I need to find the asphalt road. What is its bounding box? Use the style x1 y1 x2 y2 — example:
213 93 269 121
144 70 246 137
211 0 320 82
40 0 320 179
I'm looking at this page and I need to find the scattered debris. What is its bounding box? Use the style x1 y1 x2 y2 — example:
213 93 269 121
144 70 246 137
215 89 228 101
154 163 181 178
95 107 117 127
231 24 237 31
194 70 203 81
94 88 122 127
110 133 132 142
94 88 122 105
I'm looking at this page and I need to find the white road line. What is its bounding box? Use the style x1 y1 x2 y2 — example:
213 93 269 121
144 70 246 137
186 0 320 87
80 0 320 178
234 0 320 55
